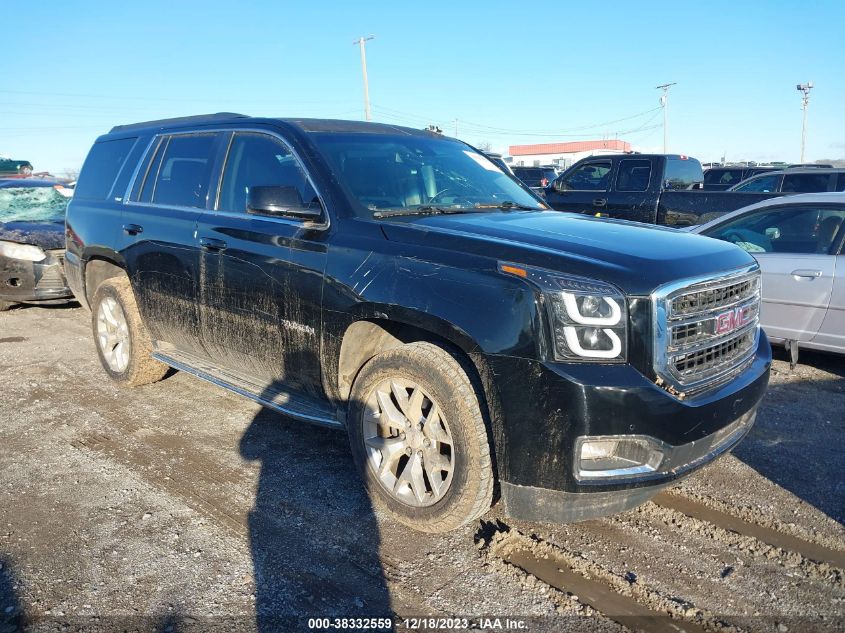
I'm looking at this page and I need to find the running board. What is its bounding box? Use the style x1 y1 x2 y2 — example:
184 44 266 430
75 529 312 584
151 350 342 429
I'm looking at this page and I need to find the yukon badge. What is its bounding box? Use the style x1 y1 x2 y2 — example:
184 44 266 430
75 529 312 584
714 306 752 335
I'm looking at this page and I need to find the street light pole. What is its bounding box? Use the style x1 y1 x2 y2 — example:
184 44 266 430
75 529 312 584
354 36 375 121
796 82 814 163
656 83 676 153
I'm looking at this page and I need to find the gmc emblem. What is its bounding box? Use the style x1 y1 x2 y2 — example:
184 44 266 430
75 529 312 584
715 306 751 335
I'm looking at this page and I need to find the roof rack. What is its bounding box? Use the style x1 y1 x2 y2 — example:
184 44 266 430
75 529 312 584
109 112 248 133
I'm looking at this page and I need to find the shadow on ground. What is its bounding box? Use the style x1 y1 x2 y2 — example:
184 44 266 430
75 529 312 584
735 348 844 523
0 557 22 633
237 346 393 631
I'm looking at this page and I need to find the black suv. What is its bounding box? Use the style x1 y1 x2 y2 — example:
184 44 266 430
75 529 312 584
66 114 771 532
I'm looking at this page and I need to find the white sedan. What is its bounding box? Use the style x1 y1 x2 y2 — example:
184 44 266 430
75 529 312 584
692 192 844 363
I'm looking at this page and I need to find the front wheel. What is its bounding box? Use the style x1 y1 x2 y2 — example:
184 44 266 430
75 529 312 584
347 342 494 533
90 276 169 386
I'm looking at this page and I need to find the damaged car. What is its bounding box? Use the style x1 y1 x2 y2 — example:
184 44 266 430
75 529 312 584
0 179 73 311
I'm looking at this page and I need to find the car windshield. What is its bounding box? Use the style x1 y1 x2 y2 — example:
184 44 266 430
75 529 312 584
309 133 544 217
0 185 68 223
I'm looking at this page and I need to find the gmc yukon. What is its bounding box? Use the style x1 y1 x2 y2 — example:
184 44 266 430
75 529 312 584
65 114 771 532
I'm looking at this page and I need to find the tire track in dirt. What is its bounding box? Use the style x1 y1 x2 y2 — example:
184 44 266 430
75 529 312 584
487 527 717 633
652 492 845 569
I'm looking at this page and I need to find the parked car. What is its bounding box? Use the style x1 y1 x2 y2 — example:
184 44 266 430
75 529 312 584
693 193 844 363
511 165 558 194
0 179 73 311
66 113 770 532
0 158 33 178
544 154 841 226
703 166 779 191
728 168 845 194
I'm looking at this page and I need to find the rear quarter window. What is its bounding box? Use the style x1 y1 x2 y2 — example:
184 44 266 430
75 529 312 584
663 158 703 190
781 173 832 193
74 137 138 201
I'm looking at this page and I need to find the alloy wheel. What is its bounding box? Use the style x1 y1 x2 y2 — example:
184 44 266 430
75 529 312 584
96 296 130 373
363 378 455 507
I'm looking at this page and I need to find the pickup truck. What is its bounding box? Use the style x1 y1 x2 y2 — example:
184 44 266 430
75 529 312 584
544 154 787 226
65 115 771 532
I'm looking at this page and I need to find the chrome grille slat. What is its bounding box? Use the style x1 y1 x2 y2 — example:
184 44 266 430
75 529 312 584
653 267 761 396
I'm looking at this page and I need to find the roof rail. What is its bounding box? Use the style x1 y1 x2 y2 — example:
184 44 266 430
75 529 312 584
109 112 248 133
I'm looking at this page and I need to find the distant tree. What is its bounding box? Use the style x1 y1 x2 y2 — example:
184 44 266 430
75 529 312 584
476 141 494 153
63 168 80 181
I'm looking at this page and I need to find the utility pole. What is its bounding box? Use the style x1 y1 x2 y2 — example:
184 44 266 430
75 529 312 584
354 36 375 121
454 118 458 138
796 82 814 163
656 82 676 153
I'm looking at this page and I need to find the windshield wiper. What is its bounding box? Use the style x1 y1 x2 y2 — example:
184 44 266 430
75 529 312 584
472 201 542 211
373 205 484 219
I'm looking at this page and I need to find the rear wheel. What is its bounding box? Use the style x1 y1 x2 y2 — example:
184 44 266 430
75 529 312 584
347 342 494 533
91 276 168 386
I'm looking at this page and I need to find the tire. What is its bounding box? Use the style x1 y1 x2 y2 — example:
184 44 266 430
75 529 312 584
347 341 494 533
90 276 169 387
0 300 14 312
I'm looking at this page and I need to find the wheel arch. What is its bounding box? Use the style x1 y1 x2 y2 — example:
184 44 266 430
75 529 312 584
83 254 128 308
334 308 504 495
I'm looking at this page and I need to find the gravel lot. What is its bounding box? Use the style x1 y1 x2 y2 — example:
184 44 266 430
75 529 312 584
0 304 842 632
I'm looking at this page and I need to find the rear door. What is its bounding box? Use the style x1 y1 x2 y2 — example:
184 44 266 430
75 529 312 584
604 157 655 222
545 159 614 213
123 131 224 357
703 204 840 343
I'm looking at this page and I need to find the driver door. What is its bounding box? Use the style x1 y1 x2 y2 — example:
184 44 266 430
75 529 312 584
545 159 613 214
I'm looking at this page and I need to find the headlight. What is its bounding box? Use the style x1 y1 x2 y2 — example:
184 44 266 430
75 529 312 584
0 240 46 262
499 262 627 362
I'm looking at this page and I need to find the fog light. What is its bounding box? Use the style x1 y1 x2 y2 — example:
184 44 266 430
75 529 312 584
577 436 664 480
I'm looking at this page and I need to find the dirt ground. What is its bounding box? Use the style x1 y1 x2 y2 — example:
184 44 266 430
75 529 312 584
0 303 842 633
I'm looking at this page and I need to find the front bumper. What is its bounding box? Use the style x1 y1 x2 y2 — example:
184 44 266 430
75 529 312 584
0 250 73 304
487 332 771 522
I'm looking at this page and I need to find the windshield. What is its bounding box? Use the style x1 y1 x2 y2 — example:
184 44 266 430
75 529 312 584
0 186 68 223
309 133 544 217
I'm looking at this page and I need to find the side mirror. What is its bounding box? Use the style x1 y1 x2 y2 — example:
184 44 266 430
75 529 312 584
247 185 322 220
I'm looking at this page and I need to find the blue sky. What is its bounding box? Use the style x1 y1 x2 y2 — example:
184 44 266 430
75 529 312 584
4 0 844 174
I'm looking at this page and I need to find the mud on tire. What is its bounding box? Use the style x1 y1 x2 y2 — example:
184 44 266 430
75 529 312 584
90 276 169 387
347 341 494 533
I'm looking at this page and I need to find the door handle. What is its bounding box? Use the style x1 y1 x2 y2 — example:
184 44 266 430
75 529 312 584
122 223 143 236
199 237 227 251
791 269 822 279
592 198 607 207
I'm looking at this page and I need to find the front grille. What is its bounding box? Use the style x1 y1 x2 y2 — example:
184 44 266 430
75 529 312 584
654 268 761 396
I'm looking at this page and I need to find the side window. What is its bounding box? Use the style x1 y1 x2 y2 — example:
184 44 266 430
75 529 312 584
218 133 317 214
706 206 845 255
837 173 845 192
74 137 137 200
733 174 780 192
663 158 703 190
781 173 832 193
616 159 652 192
146 134 218 208
560 161 612 191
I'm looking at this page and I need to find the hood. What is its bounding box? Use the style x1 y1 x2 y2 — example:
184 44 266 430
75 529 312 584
379 211 755 295
0 220 65 250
